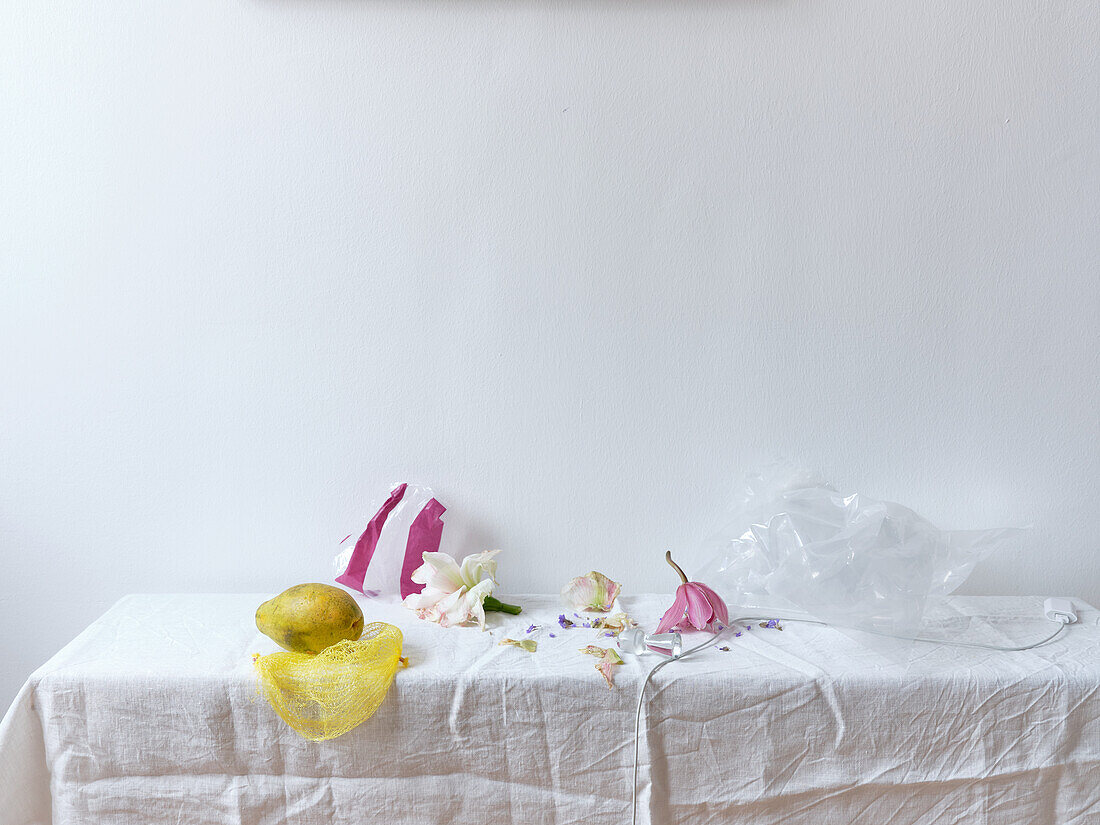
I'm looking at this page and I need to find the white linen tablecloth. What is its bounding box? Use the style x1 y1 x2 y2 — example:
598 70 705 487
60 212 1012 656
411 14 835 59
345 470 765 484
1 593 1098 825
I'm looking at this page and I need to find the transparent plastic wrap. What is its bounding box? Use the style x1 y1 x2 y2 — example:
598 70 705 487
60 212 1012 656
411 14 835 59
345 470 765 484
692 466 1021 640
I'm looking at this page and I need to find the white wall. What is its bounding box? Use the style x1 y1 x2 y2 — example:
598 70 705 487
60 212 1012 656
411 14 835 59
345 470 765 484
2 1 1097 712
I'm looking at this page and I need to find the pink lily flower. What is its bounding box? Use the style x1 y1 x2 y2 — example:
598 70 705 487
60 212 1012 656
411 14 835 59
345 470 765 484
656 551 729 634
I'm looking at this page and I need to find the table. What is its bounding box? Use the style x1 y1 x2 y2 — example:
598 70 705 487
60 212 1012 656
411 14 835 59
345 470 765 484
1 593 1098 824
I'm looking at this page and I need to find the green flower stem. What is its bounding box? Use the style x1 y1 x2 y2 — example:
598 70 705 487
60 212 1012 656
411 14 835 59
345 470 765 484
483 596 522 615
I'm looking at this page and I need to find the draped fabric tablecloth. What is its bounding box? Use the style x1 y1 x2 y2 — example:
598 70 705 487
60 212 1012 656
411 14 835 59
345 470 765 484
1 593 1098 825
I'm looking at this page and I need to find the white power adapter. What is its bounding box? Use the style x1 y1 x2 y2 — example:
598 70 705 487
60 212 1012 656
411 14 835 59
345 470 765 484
1044 597 1077 625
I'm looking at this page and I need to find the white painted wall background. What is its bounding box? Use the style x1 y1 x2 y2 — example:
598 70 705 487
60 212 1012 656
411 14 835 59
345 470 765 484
1 1 1097 712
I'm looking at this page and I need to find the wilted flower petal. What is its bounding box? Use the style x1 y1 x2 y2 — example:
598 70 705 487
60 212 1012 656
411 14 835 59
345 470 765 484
655 586 690 634
592 612 636 633
499 638 538 653
561 571 621 612
580 645 624 689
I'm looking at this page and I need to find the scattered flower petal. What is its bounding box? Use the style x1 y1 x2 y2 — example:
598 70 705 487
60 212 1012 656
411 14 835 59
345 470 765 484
561 571 622 612
592 613 637 634
558 614 575 629
499 638 538 653
580 645 625 689
595 659 619 689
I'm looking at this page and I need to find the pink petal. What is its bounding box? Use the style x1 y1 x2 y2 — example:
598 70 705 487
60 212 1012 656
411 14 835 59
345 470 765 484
692 582 729 626
655 585 689 634
596 659 617 689
683 583 716 630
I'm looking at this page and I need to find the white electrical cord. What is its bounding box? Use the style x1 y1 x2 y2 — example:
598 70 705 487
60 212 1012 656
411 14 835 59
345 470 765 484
847 619 1068 652
628 614 1070 825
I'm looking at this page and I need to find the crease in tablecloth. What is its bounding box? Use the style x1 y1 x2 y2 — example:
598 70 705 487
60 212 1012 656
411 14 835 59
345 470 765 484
0 678 52 825
3 593 1099 825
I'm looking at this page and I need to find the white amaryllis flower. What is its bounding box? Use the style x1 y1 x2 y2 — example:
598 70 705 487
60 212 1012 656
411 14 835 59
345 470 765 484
404 550 520 630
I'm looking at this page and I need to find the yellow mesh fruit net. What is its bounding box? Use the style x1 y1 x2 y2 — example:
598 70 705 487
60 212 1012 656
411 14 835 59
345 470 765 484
253 622 404 741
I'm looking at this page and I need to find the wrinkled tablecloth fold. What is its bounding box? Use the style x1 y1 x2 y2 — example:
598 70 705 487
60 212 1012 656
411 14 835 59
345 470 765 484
1 593 1098 824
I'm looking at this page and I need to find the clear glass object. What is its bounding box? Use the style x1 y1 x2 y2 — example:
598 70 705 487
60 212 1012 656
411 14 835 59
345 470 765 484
617 627 682 658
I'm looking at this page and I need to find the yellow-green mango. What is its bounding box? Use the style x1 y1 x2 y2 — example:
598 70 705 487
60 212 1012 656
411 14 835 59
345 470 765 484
256 583 364 654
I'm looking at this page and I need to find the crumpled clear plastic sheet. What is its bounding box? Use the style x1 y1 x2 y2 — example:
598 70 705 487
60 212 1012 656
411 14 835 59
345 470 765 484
692 466 1021 640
